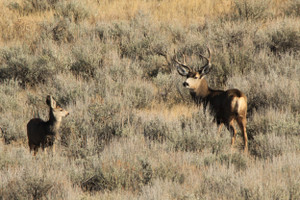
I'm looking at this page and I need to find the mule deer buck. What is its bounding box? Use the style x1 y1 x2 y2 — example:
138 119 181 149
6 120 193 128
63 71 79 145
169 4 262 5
27 95 69 155
175 47 248 153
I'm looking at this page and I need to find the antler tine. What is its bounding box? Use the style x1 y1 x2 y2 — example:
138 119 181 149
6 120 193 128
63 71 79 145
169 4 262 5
183 54 187 65
174 51 193 72
198 47 211 70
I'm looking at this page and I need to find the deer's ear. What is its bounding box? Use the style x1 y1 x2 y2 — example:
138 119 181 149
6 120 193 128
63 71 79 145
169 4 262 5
177 65 189 76
46 95 57 108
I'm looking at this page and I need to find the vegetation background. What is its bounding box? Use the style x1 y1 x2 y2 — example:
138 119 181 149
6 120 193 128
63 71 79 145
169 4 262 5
0 0 299 199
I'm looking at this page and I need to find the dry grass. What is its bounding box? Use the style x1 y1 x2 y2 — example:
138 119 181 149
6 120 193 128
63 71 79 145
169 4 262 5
95 0 232 23
138 103 196 121
0 0 290 45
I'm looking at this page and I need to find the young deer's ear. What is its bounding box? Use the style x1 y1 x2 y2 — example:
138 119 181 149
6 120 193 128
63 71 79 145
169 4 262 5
46 95 57 108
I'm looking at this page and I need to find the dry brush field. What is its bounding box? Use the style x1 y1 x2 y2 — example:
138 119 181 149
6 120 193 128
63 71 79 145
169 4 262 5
0 0 300 199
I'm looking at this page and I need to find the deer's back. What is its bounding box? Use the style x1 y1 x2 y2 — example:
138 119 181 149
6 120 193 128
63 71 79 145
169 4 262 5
226 89 246 99
208 88 247 122
27 118 48 145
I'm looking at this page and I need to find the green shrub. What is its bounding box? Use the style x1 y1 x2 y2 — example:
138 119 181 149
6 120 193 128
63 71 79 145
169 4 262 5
228 63 300 113
253 19 300 54
55 1 89 23
70 57 97 80
212 21 250 48
248 108 300 138
143 117 169 142
50 73 97 105
153 72 189 104
100 13 172 77
142 110 228 153
203 152 248 171
172 112 228 153
70 59 95 78
196 172 239 199
0 116 25 144
250 133 283 159
0 81 28 143
80 97 135 154
83 136 188 194
168 23 187 43
95 22 131 42
176 32 205 56
124 80 155 109
139 54 173 78
51 19 75 43
240 186 263 200
0 164 72 200
267 20 300 54
284 0 300 17
8 0 58 15
81 168 117 192
0 46 56 87
153 163 185 184
207 21 260 83
231 0 271 21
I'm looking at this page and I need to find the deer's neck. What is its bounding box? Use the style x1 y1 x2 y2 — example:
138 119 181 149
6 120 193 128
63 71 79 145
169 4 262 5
190 78 211 102
190 78 225 111
47 109 62 134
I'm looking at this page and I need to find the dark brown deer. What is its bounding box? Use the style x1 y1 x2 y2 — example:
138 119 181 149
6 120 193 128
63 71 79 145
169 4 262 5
175 48 248 153
27 95 69 155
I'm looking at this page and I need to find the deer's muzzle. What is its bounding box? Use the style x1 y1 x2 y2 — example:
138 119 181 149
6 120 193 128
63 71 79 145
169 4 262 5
183 82 189 87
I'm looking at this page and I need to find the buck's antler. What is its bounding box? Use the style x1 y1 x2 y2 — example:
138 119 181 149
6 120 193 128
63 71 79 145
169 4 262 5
174 52 193 72
198 47 211 73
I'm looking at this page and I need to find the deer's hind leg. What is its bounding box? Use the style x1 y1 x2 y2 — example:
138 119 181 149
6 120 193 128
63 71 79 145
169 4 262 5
236 116 248 153
230 120 237 146
225 119 237 147
215 118 224 134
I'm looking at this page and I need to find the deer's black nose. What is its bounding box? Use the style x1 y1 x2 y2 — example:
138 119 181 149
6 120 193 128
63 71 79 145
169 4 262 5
183 82 189 87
